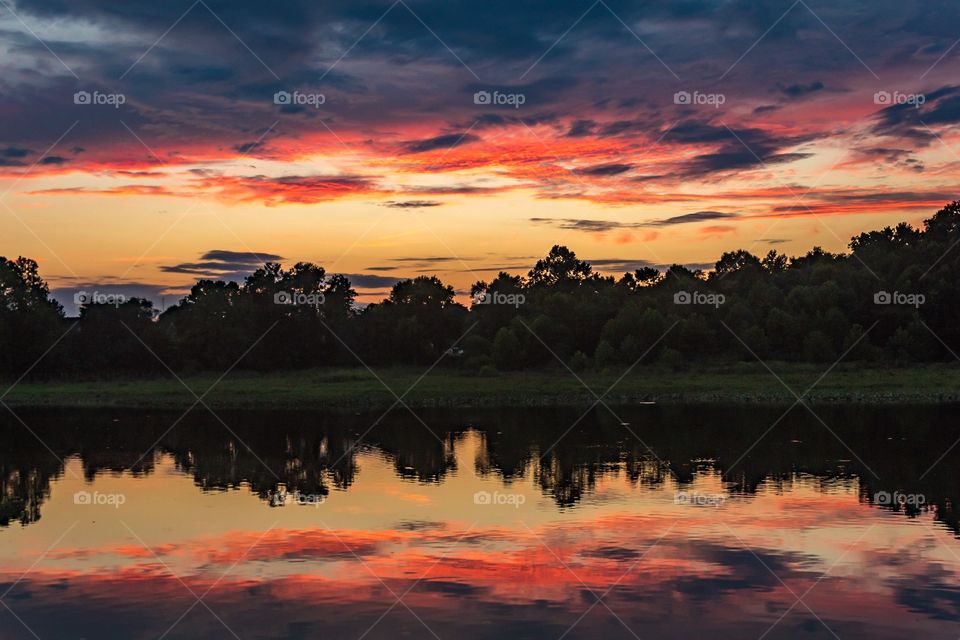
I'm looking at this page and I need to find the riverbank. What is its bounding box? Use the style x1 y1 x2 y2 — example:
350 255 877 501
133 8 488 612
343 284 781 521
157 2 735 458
3 363 960 408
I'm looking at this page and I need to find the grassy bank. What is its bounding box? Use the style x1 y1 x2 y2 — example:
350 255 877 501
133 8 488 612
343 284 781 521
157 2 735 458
3 363 960 409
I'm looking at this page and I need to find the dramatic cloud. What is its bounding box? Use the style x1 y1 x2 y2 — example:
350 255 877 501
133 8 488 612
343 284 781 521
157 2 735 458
779 81 824 98
341 273 404 288
575 163 634 176
871 85 960 141
4 0 960 300
402 133 480 154
380 200 444 209
657 211 739 225
200 174 379 205
529 211 740 232
160 250 283 276
584 258 715 272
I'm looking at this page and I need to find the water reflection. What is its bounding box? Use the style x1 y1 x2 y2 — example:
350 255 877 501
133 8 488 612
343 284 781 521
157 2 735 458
1 405 957 528
0 405 958 639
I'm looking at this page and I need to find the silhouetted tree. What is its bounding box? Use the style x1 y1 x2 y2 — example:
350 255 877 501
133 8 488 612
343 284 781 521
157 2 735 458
7 201 960 375
0 256 64 376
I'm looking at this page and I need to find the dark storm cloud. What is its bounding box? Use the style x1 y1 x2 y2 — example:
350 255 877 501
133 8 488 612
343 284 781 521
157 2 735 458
770 189 956 213
683 150 812 175
664 121 818 177
871 85 960 141
341 273 403 288
528 218 629 232
418 580 485 597
658 211 738 225
597 120 650 137
580 546 640 561
401 133 481 154
205 249 282 263
171 64 236 84
753 104 780 114
575 162 634 176
4 0 960 188
778 80 824 98
160 249 283 275
565 119 596 137
856 146 926 172
405 184 506 195
388 256 481 266
234 141 266 154
861 146 912 161
381 200 444 208
530 210 739 231
584 258 715 272
453 111 558 131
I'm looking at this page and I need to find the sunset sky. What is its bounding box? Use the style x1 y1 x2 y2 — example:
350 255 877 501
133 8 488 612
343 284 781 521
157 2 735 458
1 0 959 311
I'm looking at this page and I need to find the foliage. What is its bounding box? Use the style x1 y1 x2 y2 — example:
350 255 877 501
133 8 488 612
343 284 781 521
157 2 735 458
4 202 960 378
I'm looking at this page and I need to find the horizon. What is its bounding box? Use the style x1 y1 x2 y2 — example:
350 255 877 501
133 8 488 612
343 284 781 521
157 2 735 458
28 202 953 316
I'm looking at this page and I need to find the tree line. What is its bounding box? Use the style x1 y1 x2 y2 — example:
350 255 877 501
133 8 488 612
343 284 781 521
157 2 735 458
2 405 953 527
2 201 960 378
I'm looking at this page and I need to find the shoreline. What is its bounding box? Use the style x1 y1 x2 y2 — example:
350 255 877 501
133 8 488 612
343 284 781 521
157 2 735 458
3 365 959 409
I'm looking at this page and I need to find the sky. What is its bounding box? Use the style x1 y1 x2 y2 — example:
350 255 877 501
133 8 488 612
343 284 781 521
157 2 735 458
1 0 959 312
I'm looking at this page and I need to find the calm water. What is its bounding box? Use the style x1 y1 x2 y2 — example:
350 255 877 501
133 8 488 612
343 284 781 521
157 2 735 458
1 405 959 639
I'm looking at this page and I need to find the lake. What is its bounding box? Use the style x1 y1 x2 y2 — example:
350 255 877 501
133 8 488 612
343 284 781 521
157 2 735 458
1 405 958 639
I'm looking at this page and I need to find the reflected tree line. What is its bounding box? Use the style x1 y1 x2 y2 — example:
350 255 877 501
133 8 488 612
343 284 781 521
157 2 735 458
1 406 957 532
4 203 960 376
